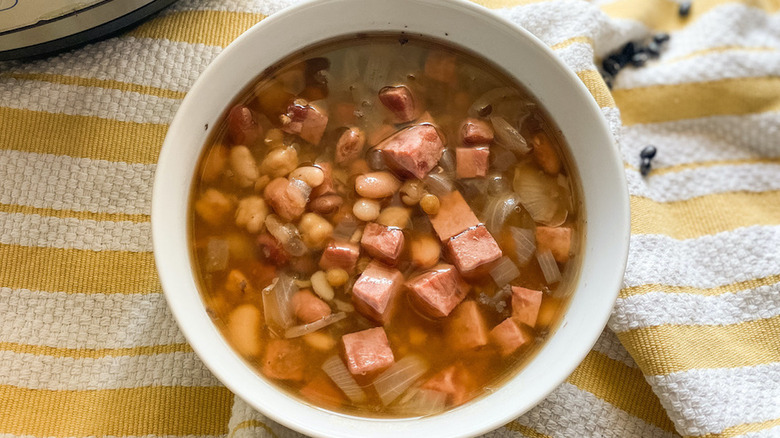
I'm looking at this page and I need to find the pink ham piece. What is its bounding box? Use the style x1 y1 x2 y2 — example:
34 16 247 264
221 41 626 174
511 286 543 328
291 289 332 324
445 225 502 277
378 124 444 179
342 327 395 376
280 99 328 145
422 364 475 406
427 191 480 241
535 226 572 263
378 85 419 123
406 264 469 318
360 222 404 265
447 300 488 351
351 260 404 324
455 146 490 179
319 240 360 273
262 339 305 381
489 318 531 356
264 177 307 221
460 118 493 146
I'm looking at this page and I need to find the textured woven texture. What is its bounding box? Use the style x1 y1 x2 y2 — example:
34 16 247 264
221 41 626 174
1 0 778 437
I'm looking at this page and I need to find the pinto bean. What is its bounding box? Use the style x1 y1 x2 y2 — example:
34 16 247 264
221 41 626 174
292 289 332 323
355 171 401 199
227 105 261 146
309 194 343 215
290 166 325 188
336 127 366 165
229 145 260 188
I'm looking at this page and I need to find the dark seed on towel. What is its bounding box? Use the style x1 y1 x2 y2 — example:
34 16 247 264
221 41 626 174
631 52 649 67
640 158 652 176
640 145 657 160
679 1 692 17
646 41 661 57
653 33 670 44
603 57 622 76
621 42 636 60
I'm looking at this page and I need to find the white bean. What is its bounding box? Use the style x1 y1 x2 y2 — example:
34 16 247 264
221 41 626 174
229 145 260 188
310 270 335 301
352 198 381 222
355 171 401 198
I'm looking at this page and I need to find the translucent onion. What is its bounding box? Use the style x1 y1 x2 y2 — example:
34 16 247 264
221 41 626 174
513 165 569 226
363 50 392 92
488 145 518 173
262 274 298 335
265 214 308 257
204 238 229 272
322 355 367 404
396 387 448 416
332 216 359 241
467 87 519 118
537 249 562 284
288 178 312 202
510 227 536 265
438 148 456 175
373 355 428 406
423 169 454 198
490 116 530 155
482 192 521 235
284 312 346 338
489 256 520 287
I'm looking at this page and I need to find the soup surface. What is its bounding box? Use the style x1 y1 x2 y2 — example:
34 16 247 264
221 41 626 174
190 34 582 417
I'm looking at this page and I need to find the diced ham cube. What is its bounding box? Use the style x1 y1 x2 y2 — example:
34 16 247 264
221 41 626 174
360 222 404 265
264 177 307 221
511 286 543 328
532 132 561 175
342 327 395 376
351 260 404 324
424 52 457 85
422 364 475 406
428 191 480 241
460 118 493 146
319 240 360 273
292 289 332 324
535 226 572 263
256 233 290 266
406 264 469 318
378 85 419 123
447 301 488 351
262 339 305 381
445 225 502 276
280 99 329 145
379 124 444 179
300 374 345 408
490 318 531 356
455 147 490 179
335 127 366 165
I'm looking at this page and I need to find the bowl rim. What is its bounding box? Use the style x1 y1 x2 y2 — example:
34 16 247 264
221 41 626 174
152 0 630 436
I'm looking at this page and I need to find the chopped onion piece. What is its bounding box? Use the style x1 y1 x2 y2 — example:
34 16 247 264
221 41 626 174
510 227 536 265
488 145 518 172
373 355 428 406
265 214 308 257
482 192 521 235
332 216 359 241
322 355 367 403
490 116 530 155
490 256 520 287
396 387 448 416
284 312 346 338
438 148 456 175
363 50 392 92
424 169 454 198
333 299 355 313
537 249 562 284
204 238 229 272
311 270 335 301
288 178 312 201
467 87 519 118
513 165 569 226
262 274 298 334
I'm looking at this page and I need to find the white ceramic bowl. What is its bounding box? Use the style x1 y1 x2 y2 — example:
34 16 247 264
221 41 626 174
152 0 630 436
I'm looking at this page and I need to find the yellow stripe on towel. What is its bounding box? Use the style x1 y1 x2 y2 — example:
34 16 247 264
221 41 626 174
630 191 780 239
0 385 232 437
128 10 266 47
0 204 150 224
613 76 780 125
691 417 780 438
0 245 161 295
576 70 617 108
1 73 187 100
617 314 780 375
0 342 193 359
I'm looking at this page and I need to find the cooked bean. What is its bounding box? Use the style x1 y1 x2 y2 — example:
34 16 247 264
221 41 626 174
303 331 336 351
411 234 441 269
229 145 260 188
326 268 349 287
195 188 233 226
292 289 332 323
352 198 381 221
224 269 252 300
261 146 298 178
264 128 285 149
310 270 335 300
349 227 363 244
227 105 261 146
420 194 441 215
235 196 269 233
400 179 425 205
309 194 343 214
298 212 334 249
377 206 411 228
254 175 270 192
226 304 263 357
355 171 401 199
336 127 366 164
290 166 325 188
201 144 228 183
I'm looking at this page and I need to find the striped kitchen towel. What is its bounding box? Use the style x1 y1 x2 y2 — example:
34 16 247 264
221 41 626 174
0 0 777 437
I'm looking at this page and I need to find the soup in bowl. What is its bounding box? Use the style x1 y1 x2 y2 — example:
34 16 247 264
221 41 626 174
152 0 629 437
